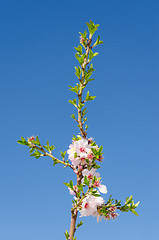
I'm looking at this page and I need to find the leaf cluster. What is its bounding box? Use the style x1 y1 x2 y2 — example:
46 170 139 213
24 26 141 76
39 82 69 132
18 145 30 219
86 20 99 37
64 180 74 190
91 146 103 160
120 195 140 216
103 195 140 216
65 230 77 240
17 136 29 146
17 136 56 160
43 140 55 153
69 20 104 136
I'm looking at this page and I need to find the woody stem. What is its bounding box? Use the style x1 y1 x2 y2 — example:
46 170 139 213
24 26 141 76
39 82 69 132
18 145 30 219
69 210 78 240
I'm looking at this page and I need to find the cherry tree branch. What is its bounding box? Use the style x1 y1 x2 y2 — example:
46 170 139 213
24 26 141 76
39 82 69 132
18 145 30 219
77 39 92 139
32 144 75 170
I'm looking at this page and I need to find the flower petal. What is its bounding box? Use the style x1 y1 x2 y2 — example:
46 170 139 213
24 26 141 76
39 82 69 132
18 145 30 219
98 184 107 194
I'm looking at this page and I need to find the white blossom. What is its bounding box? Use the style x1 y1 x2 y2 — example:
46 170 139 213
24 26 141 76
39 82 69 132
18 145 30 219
82 168 107 194
67 143 80 166
67 138 92 167
80 194 104 218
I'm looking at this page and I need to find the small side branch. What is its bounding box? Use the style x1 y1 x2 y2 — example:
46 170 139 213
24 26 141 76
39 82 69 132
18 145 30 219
33 145 75 170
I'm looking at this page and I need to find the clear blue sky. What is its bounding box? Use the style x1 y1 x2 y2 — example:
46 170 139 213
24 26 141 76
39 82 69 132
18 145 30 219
0 0 158 239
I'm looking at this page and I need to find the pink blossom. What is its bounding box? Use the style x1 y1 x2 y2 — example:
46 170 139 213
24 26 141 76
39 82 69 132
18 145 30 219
87 153 93 160
111 212 118 219
80 36 85 43
78 165 83 170
28 136 35 142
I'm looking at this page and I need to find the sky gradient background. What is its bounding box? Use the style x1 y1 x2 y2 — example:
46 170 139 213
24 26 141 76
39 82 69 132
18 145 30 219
0 0 159 239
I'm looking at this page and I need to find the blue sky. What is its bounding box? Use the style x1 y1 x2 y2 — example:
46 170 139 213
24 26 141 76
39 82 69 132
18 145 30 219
0 0 158 239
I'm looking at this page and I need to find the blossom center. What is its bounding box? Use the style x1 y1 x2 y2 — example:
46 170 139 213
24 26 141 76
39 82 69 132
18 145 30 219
84 203 89 209
87 154 93 159
28 136 35 141
79 147 85 153
88 174 93 180
94 180 100 187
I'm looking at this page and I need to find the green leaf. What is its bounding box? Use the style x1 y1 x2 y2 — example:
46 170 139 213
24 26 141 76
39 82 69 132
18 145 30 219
134 201 140 208
86 78 94 84
63 182 70 188
130 209 139 216
60 151 66 159
88 63 95 73
126 195 133 205
74 45 82 55
75 53 86 65
92 163 101 169
93 35 104 47
78 102 84 110
76 220 83 229
53 160 58 166
85 72 92 80
30 148 34 154
36 136 40 144
79 30 87 40
30 149 41 159
85 124 89 131
85 91 96 101
71 114 76 121
64 230 69 239
76 191 81 198
89 49 98 61
69 99 77 107
69 85 79 94
99 146 103 154
43 140 55 153
64 180 74 190
72 135 81 141
83 176 90 186
77 184 83 192
17 140 28 146
17 136 29 146
50 145 55 151
69 180 73 190
75 66 81 78
86 20 99 36
82 108 88 117
21 136 26 142
91 148 97 155
92 193 101 197
92 175 97 184
93 52 98 57
86 91 89 100
89 49 94 60
43 145 49 151
83 117 87 124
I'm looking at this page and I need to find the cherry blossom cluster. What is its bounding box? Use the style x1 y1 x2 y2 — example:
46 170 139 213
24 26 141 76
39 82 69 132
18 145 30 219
67 136 110 220
103 206 118 220
67 137 103 167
